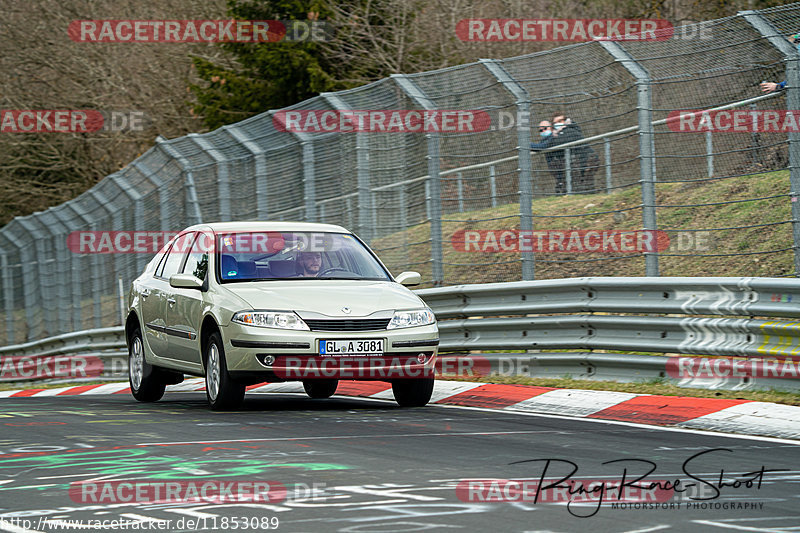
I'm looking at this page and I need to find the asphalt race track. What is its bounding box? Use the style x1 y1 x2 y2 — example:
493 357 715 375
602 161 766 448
0 391 798 532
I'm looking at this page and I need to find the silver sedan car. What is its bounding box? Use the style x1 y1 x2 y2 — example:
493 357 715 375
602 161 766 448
125 222 438 410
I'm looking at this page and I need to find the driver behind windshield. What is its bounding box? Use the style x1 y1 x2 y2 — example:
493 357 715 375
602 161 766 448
297 251 323 277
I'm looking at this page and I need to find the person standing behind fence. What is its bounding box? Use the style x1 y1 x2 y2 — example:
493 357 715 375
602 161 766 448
550 113 600 194
530 120 568 194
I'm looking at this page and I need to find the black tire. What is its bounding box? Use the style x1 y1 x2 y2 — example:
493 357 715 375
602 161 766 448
205 332 245 410
392 377 434 407
128 327 166 402
303 379 339 399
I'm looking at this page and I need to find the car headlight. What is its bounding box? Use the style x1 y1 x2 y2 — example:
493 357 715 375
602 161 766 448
387 308 436 329
232 311 309 330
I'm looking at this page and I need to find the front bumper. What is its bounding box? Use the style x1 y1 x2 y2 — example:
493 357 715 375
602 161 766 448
221 322 439 381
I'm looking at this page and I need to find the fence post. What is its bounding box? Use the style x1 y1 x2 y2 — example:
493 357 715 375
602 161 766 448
88 189 115 329
191 134 231 222
295 138 317 222
705 130 714 177
227 125 270 220
565 148 573 194
393 74 445 285
481 59 535 280
490 165 497 207
321 93 372 241
6 224 40 340
0 250 14 344
457 173 464 212
741 11 800 276
132 158 173 244
600 41 659 276
157 138 203 226
604 137 612 193
16 218 55 338
109 174 145 289
64 202 95 331
50 208 81 333
40 213 71 337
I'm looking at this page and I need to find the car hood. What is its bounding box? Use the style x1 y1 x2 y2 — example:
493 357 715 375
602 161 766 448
222 280 425 318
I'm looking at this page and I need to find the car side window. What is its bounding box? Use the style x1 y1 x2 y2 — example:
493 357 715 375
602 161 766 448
154 248 170 278
158 232 194 280
183 233 209 281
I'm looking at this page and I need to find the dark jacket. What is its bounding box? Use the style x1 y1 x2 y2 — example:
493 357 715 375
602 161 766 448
531 123 596 168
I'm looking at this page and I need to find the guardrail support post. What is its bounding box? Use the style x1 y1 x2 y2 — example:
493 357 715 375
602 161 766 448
741 11 800 276
600 41 659 276
481 59 536 280
393 74 445 285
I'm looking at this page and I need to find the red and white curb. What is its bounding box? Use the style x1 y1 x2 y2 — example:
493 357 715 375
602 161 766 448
2 379 799 440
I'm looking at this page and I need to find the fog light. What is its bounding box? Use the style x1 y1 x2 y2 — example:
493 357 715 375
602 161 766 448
263 355 276 366
417 353 427 363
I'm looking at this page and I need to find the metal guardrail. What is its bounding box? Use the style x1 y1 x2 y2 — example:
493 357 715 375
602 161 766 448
1 278 799 390
418 277 800 358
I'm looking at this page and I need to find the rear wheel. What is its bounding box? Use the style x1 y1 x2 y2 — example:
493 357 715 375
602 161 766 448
128 327 166 402
392 377 434 407
205 332 245 410
303 379 339 399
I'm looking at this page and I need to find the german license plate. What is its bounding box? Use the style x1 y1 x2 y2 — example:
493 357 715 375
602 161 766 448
319 339 384 356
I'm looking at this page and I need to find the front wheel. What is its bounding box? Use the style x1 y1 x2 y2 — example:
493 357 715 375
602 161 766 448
392 377 434 407
205 332 245 410
303 379 338 399
128 327 166 402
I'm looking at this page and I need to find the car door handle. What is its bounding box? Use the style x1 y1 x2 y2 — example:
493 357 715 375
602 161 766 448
141 289 151 298
167 297 176 306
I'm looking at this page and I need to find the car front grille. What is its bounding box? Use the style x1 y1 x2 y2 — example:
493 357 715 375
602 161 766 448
304 318 391 332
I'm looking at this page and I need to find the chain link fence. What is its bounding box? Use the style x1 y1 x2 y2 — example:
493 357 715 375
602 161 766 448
3 6 800 344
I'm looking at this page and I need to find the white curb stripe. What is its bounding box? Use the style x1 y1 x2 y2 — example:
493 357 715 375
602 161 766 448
30 386 86 397
368 380 483 402
506 389 641 417
249 382 305 394
80 383 131 395
677 401 800 440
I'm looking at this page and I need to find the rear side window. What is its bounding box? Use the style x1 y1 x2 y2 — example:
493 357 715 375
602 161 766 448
157 232 194 279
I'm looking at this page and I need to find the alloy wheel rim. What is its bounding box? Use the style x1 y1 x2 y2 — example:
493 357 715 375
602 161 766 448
207 343 220 401
130 337 143 390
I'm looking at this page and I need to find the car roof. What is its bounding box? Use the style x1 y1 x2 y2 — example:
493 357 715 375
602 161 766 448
182 221 351 234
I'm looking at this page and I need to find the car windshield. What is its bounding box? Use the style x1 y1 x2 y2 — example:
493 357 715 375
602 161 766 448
216 231 392 282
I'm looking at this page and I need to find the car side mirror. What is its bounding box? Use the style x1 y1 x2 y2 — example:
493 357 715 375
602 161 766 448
170 273 203 290
395 271 421 286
